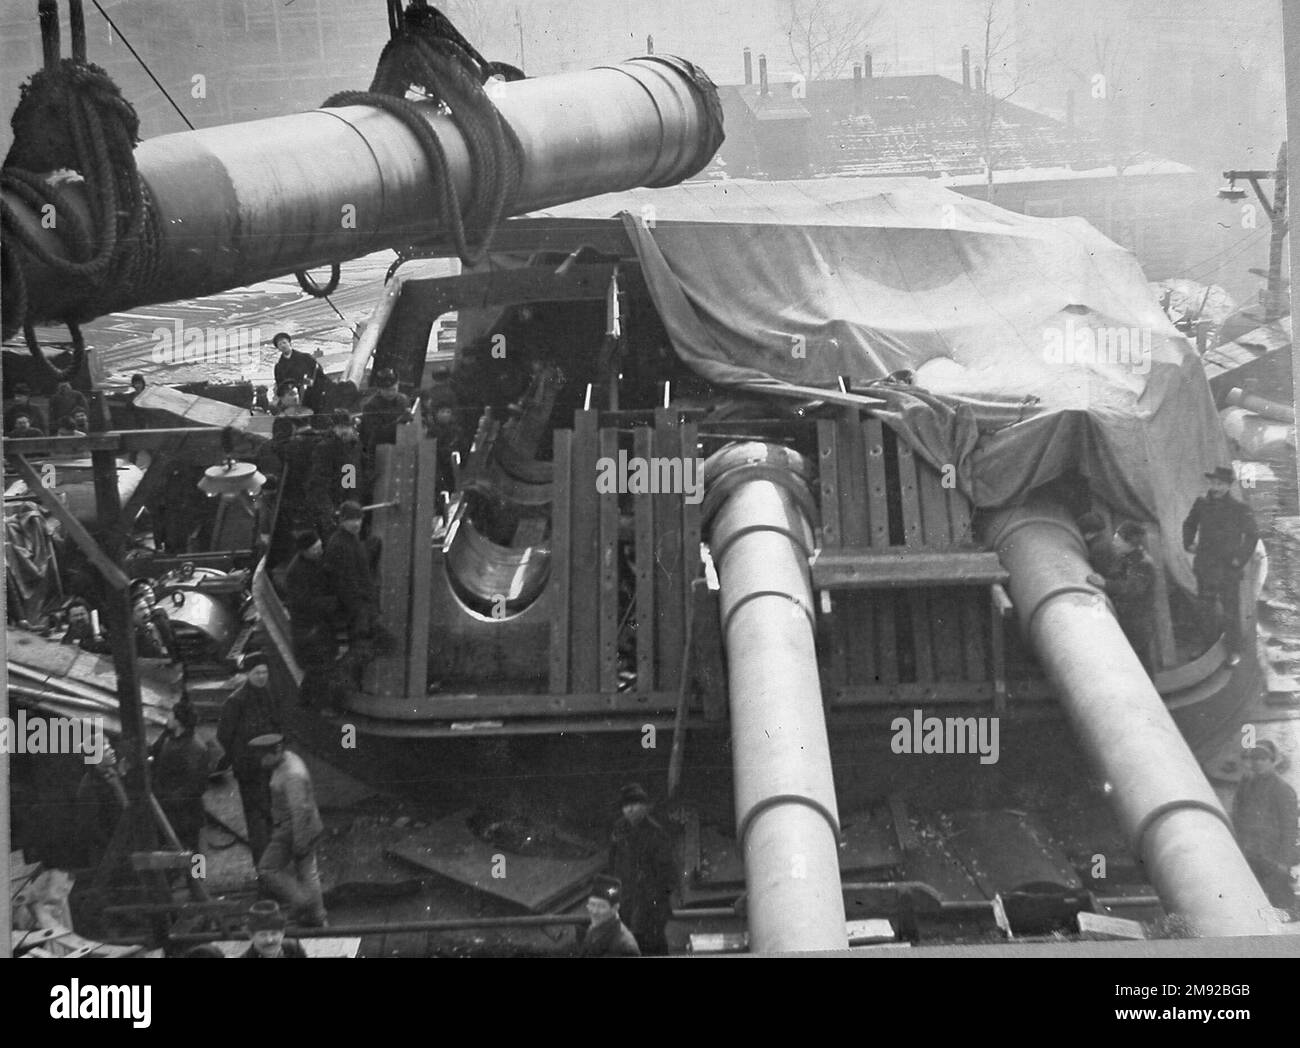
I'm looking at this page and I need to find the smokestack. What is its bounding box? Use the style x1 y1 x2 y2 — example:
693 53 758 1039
646 34 654 55
853 63 862 114
864 50 873 78
744 47 752 85
759 53 768 97
961 45 970 91
1066 87 1076 131
975 66 983 93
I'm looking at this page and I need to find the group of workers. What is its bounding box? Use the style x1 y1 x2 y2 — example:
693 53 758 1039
1080 465 1261 676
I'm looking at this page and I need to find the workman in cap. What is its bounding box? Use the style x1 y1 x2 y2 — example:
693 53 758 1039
1086 521 1157 677
216 652 282 862
239 900 308 958
252 734 328 928
285 529 343 711
310 408 366 529
324 500 387 685
272 333 323 410
577 875 641 957
1182 466 1259 665
1232 739 1298 912
358 366 412 454
608 782 676 955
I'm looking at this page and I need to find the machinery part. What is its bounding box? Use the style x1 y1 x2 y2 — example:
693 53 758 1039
1225 386 1295 423
4 56 723 334
703 443 846 953
445 514 550 615
982 498 1279 936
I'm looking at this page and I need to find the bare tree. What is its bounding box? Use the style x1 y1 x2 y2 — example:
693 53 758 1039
973 0 1037 198
781 0 882 82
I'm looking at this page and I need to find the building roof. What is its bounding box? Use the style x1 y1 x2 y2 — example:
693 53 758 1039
718 73 1168 179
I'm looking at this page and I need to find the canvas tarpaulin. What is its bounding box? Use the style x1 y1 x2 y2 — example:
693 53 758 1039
531 179 1229 588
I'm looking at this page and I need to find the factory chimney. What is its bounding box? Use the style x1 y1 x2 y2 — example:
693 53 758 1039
961 45 970 91
744 47 752 85
759 53 769 97
864 50 873 78
647 34 654 54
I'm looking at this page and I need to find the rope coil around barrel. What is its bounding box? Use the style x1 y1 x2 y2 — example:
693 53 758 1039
296 1 525 298
1 0 159 379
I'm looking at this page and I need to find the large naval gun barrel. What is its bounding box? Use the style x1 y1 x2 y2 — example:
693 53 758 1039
2 56 721 336
703 444 848 954
983 499 1278 936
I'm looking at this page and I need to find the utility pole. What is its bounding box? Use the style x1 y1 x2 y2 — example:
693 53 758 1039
1219 143 1289 321
1285 1 1300 505
515 7 525 71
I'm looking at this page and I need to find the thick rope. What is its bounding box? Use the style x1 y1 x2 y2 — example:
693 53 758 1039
1 0 158 381
296 1 523 292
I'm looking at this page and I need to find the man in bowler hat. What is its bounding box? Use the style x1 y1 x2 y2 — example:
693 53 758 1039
1182 466 1259 665
240 900 308 958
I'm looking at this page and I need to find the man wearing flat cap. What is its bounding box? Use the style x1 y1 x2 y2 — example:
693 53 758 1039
577 875 640 957
1183 466 1259 665
239 900 308 958
285 529 342 711
359 366 412 455
253 734 328 927
1232 740 1298 912
216 652 282 863
609 782 676 955
310 408 366 530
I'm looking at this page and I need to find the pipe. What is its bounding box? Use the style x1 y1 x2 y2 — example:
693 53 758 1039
3 56 723 335
983 498 1280 936
703 443 847 953
1226 387 1295 423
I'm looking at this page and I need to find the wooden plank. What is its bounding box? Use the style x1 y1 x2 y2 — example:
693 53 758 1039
892 438 932 682
931 587 965 683
917 460 953 548
990 586 1008 714
654 407 684 693
817 420 843 549
598 427 621 693
548 429 573 694
406 434 438 695
569 410 601 693
366 431 416 698
838 417 869 546
960 588 989 683
862 417 894 682
947 485 975 547
679 420 704 695
633 425 657 692
810 550 1010 588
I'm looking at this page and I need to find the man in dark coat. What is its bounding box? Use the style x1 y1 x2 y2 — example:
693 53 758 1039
285 530 342 710
1232 740 1298 912
271 333 322 409
358 367 411 453
608 782 676 955
1087 521 1158 677
215 652 282 862
4 382 47 434
49 380 87 424
148 696 211 852
310 409 365 531
1182 466 1259 664
324 501 384 684
8 410 44 439
576 875 640 957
